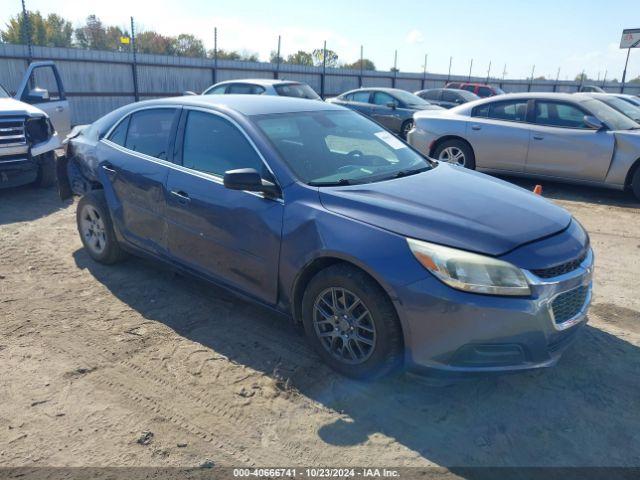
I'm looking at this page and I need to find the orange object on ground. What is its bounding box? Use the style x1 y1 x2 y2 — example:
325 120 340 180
533 185 543 195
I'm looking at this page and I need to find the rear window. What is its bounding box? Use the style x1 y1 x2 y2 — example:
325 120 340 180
274 83 320 100
474 100 528 122
227 83 265 95
419 90 440 101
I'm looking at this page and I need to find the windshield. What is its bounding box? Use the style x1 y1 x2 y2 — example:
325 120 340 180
493 86 506 95
599 96 640 122
391 90 430 107
583 99 640 130
0 83 9 98
253 110 432 185
275 83 321 100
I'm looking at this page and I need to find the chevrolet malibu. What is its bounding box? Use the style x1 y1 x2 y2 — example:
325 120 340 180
59 95 593 379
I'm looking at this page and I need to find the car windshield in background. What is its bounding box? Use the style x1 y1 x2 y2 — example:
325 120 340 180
493 86 506 95
582 99 640 130
457 89 480 101
392 90 430 107
0 84 9 98
274 83 321 100
598 96 640 122
253 110 431 186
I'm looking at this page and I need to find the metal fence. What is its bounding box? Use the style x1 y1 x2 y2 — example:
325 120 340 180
1 43 639 125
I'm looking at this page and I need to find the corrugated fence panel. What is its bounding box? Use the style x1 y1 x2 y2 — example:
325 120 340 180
217 69 273 81
57 60 133 93
325 74 359 95
69 96 134 125
0 58 28 93
137 65 211 95
395 78 423 92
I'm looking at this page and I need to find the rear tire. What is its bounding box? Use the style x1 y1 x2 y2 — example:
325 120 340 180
76 191 127 265
433 139 476 169
400 120 414 140
631 167 640 201
301 264 403 380
34 151 56 188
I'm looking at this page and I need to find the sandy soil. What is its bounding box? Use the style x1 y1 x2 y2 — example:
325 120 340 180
0 179 639 469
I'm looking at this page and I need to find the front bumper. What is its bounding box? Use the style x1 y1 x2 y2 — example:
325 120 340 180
396 249 594 375
0 134 60 189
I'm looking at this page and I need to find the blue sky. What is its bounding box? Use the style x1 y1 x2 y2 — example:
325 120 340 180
1 0 638 80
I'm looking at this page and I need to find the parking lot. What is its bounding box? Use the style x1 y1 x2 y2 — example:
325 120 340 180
0 179 638 469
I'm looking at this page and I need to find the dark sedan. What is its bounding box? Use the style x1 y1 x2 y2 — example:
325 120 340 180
59 95 592 379
328 88 444 138
414 88 480 109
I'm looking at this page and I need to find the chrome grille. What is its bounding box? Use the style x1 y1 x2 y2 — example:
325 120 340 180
0 117 26 147
552 286 589 324
532 251 587 279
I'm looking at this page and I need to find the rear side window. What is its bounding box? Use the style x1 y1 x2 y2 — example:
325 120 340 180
534 102 589 128
352 91 371 103
124 109 176 160
274 83 320 100
462 85 476 93
442 91 458 102
204 85 227 95
421 90 440 101
108 117 130 146
182 111 264 177
227 83 265 94
487 100 528 122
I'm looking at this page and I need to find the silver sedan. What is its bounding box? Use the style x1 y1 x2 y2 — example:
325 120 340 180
407 92 640 200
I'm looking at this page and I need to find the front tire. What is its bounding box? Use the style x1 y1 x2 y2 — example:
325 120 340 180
400 120 414 140
631 167 640 201
34 151 56 188
301 264 403 379
76 191 127 265
433 139 476 169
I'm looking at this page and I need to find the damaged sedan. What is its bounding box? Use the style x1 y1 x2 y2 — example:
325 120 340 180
59 95 593 379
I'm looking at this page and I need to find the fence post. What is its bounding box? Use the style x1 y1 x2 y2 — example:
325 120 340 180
212 27 218 85
130 17 139 102
21 0 33 64
359 45 363 88
392 50 397 88
274 35 281 80
421 53 427 90
320 40 327 99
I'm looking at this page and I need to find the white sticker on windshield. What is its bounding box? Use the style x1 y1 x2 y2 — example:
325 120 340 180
375 131 407 150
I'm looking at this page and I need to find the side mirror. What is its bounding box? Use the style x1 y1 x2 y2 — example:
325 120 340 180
182 91 198 96
386 101 397 109
583 115 606 130
27 87 49 103
223 168 280 197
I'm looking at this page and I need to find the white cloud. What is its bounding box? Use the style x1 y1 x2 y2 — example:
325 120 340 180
405 29 424 45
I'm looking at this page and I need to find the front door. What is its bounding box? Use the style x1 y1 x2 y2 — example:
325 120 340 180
525 100 615 181
16 62 71 138
370 91 403 133
99 107 180 254
164 109 283 304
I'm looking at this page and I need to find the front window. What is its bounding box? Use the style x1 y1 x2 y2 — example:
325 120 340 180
274 83 320 100
387 90 430 108
581 99 639 131
534 102 589 128
253 110 432 186
0 83 9 98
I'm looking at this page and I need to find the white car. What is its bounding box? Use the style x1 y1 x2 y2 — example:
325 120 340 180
0 62 70 189
200 79 321 100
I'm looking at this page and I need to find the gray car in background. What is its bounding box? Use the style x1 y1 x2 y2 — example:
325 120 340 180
407 92 640 200
577 93 640 123
415 88 480 109
328 88 444 138
202 79 321 100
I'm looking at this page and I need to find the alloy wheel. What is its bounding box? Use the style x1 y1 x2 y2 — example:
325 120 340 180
313 287 377 365
438 146 466 166
80 205 108 255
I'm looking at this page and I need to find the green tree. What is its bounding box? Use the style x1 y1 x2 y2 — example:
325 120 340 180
136 31 175 55
239 50 259 62
74 15 108 50
174 34 205 57
285 50 313 66
210 49 241 60
312 48 338 67
269 50 284 63
1 11 49 46
344 58 376 71
629 76 640 84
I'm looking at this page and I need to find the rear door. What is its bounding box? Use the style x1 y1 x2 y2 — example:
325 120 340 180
164 109 283 304
525 100 614 181
342 91 373 116
466 98 531 171
100 107 180 254
16 62 71 138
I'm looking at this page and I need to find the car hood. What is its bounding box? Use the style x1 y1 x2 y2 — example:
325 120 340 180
0 97 46 117
318 163 572 257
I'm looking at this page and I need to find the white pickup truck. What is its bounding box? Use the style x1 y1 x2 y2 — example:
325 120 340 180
0 61 71 189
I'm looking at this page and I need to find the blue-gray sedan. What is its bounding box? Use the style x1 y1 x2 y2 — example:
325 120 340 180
59 95 593 379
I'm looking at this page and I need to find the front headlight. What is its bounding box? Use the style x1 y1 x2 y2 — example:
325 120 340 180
407 238 531 296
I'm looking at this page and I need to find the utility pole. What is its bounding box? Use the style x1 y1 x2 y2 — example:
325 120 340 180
422 53 428 90
21 0 32 63
621 46 634 93
212 27 218 84
130 16 139 102
528 64 535 92
467 58 473 81
447 56 452 83
486 60 491 83
320 40 327 99
392 50 398 88
275 35 281 79
359 45 364 88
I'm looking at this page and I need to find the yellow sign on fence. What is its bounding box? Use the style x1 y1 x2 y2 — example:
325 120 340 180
120 36 131 45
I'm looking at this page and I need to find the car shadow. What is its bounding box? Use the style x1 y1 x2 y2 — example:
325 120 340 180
0 185 70 225
73 249 640 470
494 175 640 209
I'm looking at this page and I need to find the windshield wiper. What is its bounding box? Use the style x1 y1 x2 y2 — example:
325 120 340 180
308 178 354 187
392 166 430 179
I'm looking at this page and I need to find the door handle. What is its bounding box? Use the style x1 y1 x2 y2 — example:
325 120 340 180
55 106 64 112
170 190 191 205
533 135 544 140
102 164 117 174
471 125 482 131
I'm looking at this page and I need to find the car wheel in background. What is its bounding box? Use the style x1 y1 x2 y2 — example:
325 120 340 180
434 139 476 169
76 191 127 265
400 120 414 140
631 166 640 201
301 264 403 379
34 152 57 188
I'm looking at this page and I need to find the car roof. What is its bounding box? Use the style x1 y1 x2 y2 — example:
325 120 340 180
342 87 414 96
126 94 342 116
478 92 590 102
212 78 302 87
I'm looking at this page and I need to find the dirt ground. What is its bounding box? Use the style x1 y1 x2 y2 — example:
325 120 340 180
0 178 639 470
